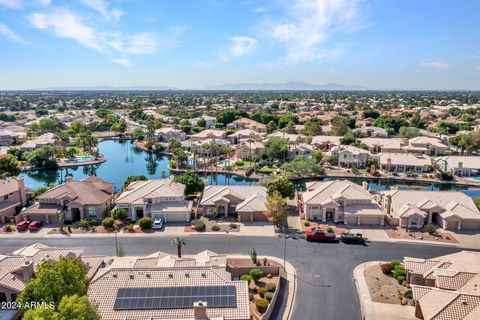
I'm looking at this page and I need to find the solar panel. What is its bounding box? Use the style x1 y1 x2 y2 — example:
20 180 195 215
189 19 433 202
113 285 237 310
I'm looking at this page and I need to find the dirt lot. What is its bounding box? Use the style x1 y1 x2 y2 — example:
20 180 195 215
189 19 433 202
364 263 408 305
385 227 458 244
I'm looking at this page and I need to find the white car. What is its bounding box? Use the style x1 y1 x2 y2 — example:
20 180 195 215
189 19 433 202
153 218 164 230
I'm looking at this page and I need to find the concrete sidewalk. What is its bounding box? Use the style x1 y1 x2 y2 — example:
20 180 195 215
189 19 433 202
353 261 415 320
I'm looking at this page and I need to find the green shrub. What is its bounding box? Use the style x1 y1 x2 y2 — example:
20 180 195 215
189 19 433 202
249 293 254 301
102 217 115 229
304 221 310 226
425 223 436 235
138 217 153 230
111 208 129 220
194 220 206 232
127 223 135 233
255 299 269 314
264 292 274 302
404 290 413 299
241 275 252 282
266 283 276 292
3 224 13 232
234 160 245 166
389 259 400 268
245 167 254 176
256 287 268 298
78 219 91 230
326 226 333 233
397 275 405 284
393 265 406 279
211 225 220 231
229 223 237 229
250 269 264 282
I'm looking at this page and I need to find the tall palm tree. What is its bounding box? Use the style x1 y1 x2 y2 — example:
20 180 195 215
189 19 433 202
171 237 186 258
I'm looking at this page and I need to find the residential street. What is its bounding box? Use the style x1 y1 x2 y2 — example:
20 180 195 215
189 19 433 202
0 235 463 320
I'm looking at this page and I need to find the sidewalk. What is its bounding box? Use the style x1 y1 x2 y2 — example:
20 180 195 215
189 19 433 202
353 261 415 320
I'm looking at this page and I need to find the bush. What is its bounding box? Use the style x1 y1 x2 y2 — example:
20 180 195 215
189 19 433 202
241 275 252 282
211 225 220 231
425 223 436 235
264 292 274 302
393 265 406 279
127 223 135 233
138 217 153 230
229 223 237 229
102 217 115 229
234 160 245 166
249 293 254 301
397 275 405 284
380 263 393 275
3 224 13 232
256 287 268 298
266 283 276 292
404 290 413 299
250 268 264 282
194 220 206 232
326 226 333 233
78 219 91 230
245 167 254 176
255 299 269 314
111 208 129 220
389 259 401 268
304 221 310 226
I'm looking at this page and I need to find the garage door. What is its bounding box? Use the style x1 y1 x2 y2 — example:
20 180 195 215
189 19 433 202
445 220 459 230
167 213 187 222
346 216 358 225
461 220 480 230
26 215 58 224
360 216 382 225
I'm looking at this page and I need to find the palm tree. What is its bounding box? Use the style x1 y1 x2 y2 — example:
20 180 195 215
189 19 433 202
171 237 186 258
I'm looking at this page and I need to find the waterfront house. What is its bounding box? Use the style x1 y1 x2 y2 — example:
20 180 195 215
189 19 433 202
0 178 28 224
235 141 264 160
435 156 480 177
190 129 226 141
154 127 186 142
330 145 370 168
375 153 432 173
302 180 385 225
21 176 113 224
287 143 314 160
228 129 263 144
0 129 26 146
360 138 405 153
114 179 192 222
266 132 305 143
379 190 480 230
405 136 448 156
18 132 55 152
198 186 268 222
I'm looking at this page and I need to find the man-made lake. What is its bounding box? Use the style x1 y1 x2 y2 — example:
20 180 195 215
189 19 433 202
22 139 480 197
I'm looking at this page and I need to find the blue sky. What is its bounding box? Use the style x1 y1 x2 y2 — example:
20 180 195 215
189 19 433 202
0 0 479 90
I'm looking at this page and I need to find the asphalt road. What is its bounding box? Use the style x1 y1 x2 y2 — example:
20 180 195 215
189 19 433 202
0 235 463 320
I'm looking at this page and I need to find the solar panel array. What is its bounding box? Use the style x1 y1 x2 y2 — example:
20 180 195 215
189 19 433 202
113 285 237 310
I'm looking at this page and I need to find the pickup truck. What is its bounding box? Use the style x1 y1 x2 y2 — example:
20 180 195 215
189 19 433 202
340 233 367 245
306 230 337 242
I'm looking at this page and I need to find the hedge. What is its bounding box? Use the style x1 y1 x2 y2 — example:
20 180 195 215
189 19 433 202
255 299 269 314
138 217 153 230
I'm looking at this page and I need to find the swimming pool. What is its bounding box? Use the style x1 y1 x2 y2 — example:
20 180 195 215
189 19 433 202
66 156 95 163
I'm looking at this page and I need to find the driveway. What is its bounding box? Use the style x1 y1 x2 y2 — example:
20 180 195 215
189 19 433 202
0 235 463 320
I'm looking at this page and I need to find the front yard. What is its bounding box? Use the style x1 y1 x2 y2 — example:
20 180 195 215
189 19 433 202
365 260 412 305
300 219 350 235
185 217 241 233
385 226 458 244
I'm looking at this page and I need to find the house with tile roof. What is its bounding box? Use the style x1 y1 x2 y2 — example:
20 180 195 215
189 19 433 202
154 127 186 142
190 129 226 141
302 180 385 225
18 132 55 152
406 136 448 156
115 179 192 223
21 176 113 225
352 125 388 138
310 135 341 150
88 250 250 320
0 178 28 224
227 117 266 133
329 145 371 168
227 129 264 144
0 243 104 309
435 156 480 177
198 186 268 222
404 251 480 320
379 190 480 230
360 137 405 154
375 153 432 173
235 140 264 160
0 129 26 146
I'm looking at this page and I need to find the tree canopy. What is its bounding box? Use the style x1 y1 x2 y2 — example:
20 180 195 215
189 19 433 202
266 190 288 229
174 171 205 195
23 295 99 320
264 138 288 161
266 176 295 199
281 157 324 178
123 175 147 190
0 154 22 178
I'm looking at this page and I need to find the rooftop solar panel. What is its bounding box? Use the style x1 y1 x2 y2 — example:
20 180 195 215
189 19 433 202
113 285 237 310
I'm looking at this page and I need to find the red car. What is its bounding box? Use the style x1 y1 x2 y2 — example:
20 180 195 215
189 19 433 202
28 221 43 231
306 230 337 242
16 221 30 231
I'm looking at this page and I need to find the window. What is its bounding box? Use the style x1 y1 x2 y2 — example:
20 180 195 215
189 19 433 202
86 206 98 219
10 293 17 302
0 292 6 303
3 195 7 200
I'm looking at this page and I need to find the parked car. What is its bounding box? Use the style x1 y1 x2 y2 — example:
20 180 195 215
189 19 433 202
16 221 30 231
28 220 43 231
340 233 367 245
306 229 337 242
153 218 164 230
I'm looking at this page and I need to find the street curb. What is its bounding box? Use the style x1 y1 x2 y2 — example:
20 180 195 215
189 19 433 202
353 261 380 320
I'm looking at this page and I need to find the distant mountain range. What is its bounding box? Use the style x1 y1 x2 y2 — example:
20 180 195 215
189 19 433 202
202 82 368 91
26 82 367 91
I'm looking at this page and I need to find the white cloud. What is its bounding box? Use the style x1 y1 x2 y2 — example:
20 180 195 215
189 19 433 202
0 0 21 9
263 0 364 63
127 32 156 54
0 0 50 9
28 8 104 52
110 57 133 67
225 36 257 59
0 22 27 44
419 61 450 69
80 0 124 22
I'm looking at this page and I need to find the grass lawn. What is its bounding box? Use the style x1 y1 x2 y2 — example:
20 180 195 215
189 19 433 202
234 161 255 168
257 166 276 174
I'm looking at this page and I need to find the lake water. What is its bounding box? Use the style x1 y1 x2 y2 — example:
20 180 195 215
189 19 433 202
22 139 480 197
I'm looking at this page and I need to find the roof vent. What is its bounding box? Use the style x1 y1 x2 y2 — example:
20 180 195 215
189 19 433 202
185 273 190 278
168 273 173 278
129 274 134 279
201 273 206 278
146 274 151 278
462 300 468 305
113 274 117 278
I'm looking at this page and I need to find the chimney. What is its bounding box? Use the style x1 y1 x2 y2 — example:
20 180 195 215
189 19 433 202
362 181 369 190
22 260 34 282
16 177 28 206
193 301 208 320
386 194 392 216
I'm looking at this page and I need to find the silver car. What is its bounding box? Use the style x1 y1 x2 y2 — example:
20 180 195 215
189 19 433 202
153 218 164 230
